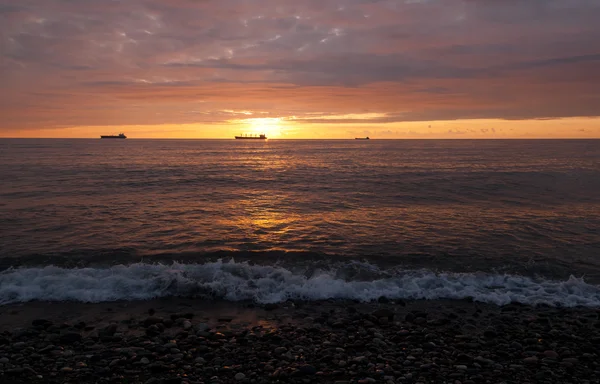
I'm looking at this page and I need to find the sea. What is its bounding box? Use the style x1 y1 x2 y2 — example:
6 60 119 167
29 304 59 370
1 139 599 307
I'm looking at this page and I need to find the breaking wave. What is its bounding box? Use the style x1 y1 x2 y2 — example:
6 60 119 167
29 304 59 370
0 260 599 307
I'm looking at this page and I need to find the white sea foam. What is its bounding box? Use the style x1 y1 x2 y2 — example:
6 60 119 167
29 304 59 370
0 260 599 307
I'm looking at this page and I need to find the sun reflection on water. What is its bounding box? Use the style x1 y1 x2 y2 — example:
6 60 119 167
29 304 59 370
234 194 298 247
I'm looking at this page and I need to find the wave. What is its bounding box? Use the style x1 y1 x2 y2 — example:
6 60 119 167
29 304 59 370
0 260 599 307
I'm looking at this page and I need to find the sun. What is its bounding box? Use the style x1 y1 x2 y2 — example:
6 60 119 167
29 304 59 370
245 117 282 138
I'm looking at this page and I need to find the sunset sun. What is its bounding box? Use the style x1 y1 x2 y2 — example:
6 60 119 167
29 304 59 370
244 117 283 138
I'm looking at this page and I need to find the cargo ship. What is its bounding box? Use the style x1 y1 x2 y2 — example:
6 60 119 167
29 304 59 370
101 133 127 139
235 134 267 140
355 137 370 140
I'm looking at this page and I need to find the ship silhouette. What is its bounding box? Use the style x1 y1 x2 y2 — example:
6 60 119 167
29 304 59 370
235 133 267 140
100 133 127 139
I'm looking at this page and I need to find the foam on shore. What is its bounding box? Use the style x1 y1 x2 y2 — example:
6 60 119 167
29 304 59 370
1 260 598 307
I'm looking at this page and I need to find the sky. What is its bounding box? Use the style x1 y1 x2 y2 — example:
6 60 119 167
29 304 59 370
1 0 600 139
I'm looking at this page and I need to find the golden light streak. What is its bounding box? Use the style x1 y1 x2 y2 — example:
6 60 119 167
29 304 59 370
3 117 599 139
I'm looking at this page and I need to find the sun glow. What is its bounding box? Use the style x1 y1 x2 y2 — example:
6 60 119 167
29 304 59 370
243 117 283 138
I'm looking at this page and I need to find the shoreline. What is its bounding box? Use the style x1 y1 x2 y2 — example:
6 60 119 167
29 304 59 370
1 298 599 383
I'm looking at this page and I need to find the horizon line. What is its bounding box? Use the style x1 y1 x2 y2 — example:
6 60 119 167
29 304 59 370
1 137 600 140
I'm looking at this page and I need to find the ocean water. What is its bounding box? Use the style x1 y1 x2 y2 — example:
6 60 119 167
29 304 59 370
0 139 599 306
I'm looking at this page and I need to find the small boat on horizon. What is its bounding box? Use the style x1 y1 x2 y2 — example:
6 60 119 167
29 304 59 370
355 137 370 140
100 133 127 139
235 133 267 140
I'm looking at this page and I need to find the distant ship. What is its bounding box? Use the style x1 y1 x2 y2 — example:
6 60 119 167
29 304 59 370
235 134 267 140
101 133 127 139
355 137 370 140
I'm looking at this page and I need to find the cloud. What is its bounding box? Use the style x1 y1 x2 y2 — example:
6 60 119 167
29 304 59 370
1 0 599 132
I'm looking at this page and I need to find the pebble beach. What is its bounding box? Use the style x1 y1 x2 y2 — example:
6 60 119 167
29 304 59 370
1 298 599 384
